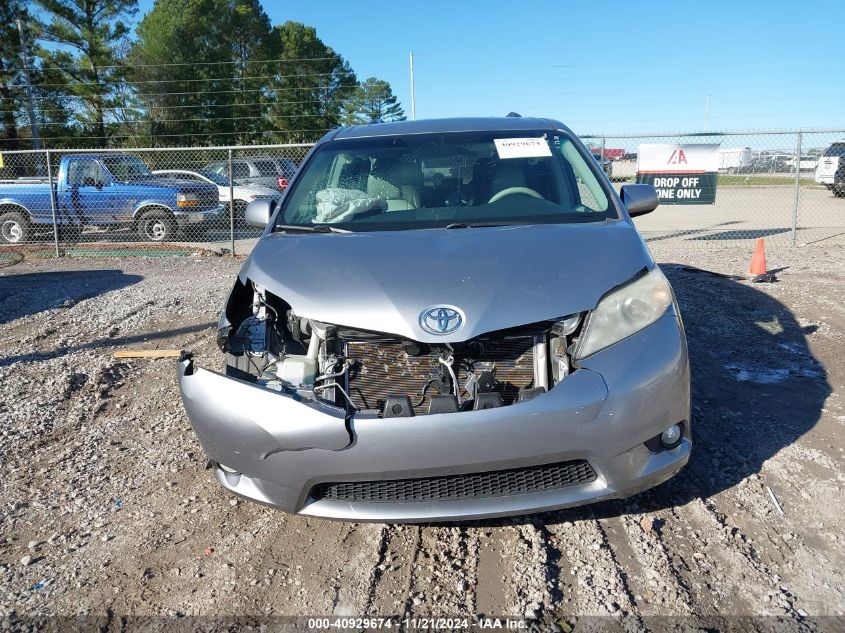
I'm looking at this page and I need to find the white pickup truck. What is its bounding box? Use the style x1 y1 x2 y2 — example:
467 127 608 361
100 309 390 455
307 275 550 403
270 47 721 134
815 140 845 197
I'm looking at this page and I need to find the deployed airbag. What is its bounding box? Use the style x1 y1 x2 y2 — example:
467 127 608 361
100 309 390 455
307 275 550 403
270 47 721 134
315 188 387 223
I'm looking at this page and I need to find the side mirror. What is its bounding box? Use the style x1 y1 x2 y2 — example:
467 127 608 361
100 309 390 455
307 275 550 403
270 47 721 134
244 198 276 228
620 184 659 217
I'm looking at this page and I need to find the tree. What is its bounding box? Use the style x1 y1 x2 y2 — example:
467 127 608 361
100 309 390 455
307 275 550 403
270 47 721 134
0 1 34 152
265 22 357 142
35 0 138 147
128 0 274 146
341 77 405 126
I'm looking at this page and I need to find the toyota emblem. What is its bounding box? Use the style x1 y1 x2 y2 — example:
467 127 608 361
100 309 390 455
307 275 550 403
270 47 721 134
419 306 464 335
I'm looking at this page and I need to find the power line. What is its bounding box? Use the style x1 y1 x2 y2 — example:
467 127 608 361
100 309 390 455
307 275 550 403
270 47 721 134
35 112 343 127
11 127 332 141
22 98 338 116
2 55 341 74
0 83 359 102
28 71 345 88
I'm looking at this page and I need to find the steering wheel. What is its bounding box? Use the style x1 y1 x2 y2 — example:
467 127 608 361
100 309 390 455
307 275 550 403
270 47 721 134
488 187 544 204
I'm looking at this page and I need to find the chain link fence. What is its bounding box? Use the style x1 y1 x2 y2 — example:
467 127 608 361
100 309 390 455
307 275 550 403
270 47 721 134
0 143 312 257
583 129 845 247
1 129 843 258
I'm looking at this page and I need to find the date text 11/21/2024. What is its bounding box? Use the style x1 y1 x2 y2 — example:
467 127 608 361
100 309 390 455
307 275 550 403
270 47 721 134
306 617 528 629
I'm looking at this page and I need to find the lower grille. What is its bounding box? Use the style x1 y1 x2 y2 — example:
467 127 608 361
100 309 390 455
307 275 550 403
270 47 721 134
311 460 596 503
345 335 535 414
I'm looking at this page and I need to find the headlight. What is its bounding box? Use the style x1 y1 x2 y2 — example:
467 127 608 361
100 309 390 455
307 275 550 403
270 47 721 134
575 267 674 359
177 192 199 207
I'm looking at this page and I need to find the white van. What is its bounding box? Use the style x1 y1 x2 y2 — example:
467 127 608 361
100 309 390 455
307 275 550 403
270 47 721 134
815 140 845 197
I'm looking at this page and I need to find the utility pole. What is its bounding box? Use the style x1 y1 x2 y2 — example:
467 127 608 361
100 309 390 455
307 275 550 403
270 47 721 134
704 94 711 132
409 51 416 121
16 18 41 150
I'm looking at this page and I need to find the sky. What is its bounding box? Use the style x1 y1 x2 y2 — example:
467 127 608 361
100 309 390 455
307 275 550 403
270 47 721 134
135 0 843 135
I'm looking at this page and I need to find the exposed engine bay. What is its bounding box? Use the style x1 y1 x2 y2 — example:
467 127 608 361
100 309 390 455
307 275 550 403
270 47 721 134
218 279 582 418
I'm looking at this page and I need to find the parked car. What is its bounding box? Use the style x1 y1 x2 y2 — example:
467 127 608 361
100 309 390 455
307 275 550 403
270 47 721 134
152 169 278 219
204 157 298 191
786 155 818 172
815 140 845 197
0 154 223 244
746 154 790 174
178 116 690 522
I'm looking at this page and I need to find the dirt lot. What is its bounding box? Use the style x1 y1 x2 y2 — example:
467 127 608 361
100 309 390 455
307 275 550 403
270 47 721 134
629 184 845 247
1 242 844 631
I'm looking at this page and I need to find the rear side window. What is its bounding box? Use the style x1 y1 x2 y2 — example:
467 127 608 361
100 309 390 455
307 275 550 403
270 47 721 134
232 163 251 179
67 160 108 186
278 159 297 177
254 160 279 176
823 143 845 157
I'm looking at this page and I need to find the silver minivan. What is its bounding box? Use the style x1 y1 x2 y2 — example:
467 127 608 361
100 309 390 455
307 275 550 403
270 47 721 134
179 116 691 522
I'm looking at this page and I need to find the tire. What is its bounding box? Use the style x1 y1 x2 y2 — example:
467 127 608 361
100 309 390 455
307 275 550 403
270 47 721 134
234 201 248 225
136 209 177 242
833 187 845 198
0 211 32 245
59 223 83 242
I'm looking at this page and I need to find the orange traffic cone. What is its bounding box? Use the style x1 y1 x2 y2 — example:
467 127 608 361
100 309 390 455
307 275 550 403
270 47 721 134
749 238 767 278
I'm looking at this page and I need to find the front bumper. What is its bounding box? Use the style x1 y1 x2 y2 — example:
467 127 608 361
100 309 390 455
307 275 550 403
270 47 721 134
178 313 691 522
174 203 227 228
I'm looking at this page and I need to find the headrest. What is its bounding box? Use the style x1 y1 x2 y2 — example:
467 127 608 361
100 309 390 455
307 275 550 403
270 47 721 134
491 161 528 191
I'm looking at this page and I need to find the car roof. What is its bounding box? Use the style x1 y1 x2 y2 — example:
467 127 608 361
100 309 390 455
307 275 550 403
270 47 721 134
62 154 138 160
322 116 571 143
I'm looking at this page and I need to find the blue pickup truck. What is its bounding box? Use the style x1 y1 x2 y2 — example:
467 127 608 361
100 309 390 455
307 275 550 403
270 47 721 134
0 154 225 244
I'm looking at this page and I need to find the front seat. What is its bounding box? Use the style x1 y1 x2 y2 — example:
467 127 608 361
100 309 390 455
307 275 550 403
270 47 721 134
367 159 421 211
339 157 370 192
489 161 529 199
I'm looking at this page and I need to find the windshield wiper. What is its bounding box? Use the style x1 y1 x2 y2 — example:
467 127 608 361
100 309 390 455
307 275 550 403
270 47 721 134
445 221 507 229
274 224 348 234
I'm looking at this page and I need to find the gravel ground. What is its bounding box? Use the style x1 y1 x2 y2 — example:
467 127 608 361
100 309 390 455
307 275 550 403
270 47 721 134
1 242 844 631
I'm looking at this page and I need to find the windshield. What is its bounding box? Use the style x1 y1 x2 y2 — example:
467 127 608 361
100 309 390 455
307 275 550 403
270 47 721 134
275 130 613 232
823 143 845 158
102 156 153 182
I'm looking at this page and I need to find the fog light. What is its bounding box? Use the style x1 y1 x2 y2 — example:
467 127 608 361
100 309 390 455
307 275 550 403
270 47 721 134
660 424 683 448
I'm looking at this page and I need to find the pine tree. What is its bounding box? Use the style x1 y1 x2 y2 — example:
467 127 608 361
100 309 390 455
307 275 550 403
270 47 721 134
341 77 405 126
129 0 274 145
0 1 32 152
36 0 138 147
265 22 357 142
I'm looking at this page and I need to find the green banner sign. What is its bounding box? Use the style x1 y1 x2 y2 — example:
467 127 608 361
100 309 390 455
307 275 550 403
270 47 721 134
636 143 720 205
635 172 718 205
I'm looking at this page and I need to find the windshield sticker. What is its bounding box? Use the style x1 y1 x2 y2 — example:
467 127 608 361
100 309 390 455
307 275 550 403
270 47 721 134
494 137 552 159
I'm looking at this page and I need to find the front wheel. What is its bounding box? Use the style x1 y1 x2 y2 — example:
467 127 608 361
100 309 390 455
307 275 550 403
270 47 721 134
0 211 32 244
136 209 177 242
59 223 83 242
233 201 249 227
